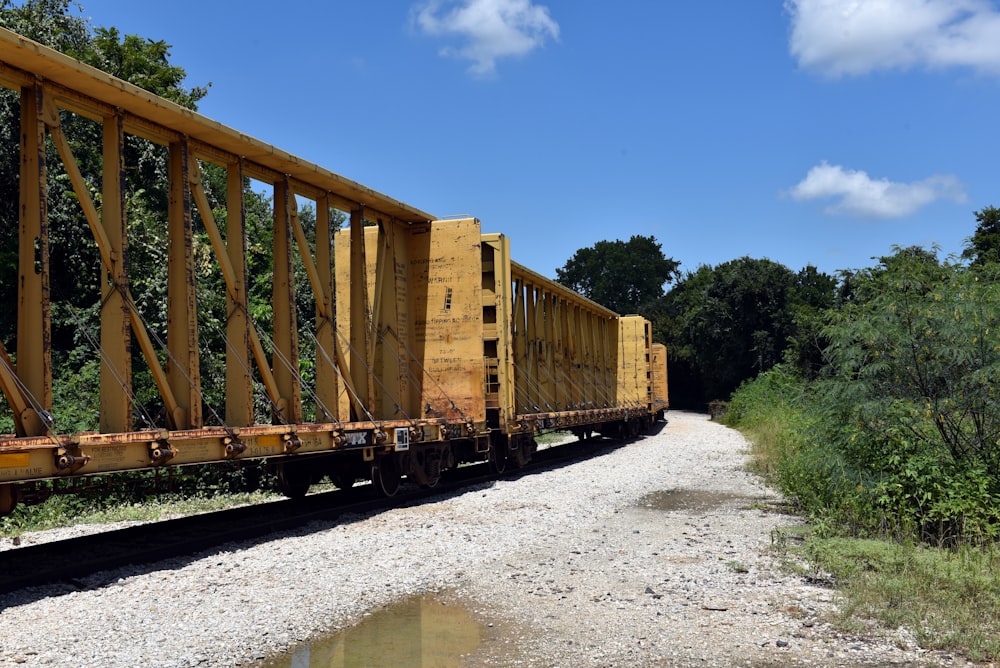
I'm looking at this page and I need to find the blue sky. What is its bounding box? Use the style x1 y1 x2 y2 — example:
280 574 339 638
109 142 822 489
70 0 1000 281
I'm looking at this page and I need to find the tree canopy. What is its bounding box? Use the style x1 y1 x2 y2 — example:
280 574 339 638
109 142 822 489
555 235 679 314
962 205 1000 267
655 257 835 404
0 0 210 339
0 1 219 431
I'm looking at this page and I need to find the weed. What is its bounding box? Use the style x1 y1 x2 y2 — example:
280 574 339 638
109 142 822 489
805 538 1000 661
726 560 749 574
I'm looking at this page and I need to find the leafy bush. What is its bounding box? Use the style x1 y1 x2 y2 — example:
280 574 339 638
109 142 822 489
730 250 1000 545
731 364 1000 661
819 251 1000 544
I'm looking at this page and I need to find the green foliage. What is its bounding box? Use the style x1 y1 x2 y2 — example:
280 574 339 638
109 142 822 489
784 265 839 377
962 205 1000 267
555 235 679 314
803 538 1000 662
820 249 1000 544
729 247 1000 546
732 364 1000 661
723 366 856 526
0 470 280 536
0 0 90 56
656 257 835 405
0 3 347 431
0 0 206 341
87 27 209 109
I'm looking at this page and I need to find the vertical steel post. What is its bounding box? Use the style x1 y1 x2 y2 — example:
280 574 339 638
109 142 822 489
348 207 371 420
314 195 339 423
489 235 515 430
16 85 50 436
167 139 201 429
551 297 564 410
580 310 593 407
543 292 556 410
271 177 301 424
99 112 131 433
568 305 579 407
225 159 253 426
525 283 537 410
512 279 526 414
601 317 613 404
370 221 389 415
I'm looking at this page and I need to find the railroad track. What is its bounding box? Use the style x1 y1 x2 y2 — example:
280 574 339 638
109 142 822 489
0 436 626 598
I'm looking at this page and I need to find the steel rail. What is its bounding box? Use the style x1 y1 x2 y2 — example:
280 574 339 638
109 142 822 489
0 434 640 598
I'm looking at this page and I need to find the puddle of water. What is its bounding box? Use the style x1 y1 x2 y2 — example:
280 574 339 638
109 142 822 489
637 489 747 513
258 595 482 668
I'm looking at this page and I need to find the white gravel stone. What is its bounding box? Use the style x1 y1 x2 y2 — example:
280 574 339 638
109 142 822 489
0 411 973 666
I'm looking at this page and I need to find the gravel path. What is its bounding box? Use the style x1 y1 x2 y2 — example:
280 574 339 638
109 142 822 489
0 411 973 667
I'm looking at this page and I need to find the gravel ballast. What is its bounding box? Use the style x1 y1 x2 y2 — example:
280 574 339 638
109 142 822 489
0 411 972 666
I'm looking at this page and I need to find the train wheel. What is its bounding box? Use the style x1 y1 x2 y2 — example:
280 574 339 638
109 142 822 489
487 439 508 474
508 436 536 468
330 473 356 490
411 448 442 489
0 484 18 517
372 457 402 497
275 460 312 499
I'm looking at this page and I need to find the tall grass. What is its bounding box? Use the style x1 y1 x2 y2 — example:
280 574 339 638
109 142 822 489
0 489 283 537
726 368 1000 662
806 539 1000 662
0 461 279 537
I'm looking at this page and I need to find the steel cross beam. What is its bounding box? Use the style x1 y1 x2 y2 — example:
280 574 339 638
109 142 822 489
0 27 432 443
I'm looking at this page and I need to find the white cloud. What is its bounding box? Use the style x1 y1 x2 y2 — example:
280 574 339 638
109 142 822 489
787 162 966 218
786 0 1000 76
413 0 560 77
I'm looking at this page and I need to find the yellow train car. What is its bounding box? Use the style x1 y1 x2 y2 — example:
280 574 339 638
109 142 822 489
0 28 668 512
651 343 669 420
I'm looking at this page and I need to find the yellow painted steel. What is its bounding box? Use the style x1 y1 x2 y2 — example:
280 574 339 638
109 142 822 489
167 140 201 429
224 161 254 426
0 27 667 493
489 243 638 433
0 28 431 224
651 343 669 413
335 218 487 427
347 208 373 420
15 85 50 436
0 27 436 483
0 453 30 468
616 315 653 410
99 112 131 433
314 196 340 424
271 177 302 424
481 234 515 424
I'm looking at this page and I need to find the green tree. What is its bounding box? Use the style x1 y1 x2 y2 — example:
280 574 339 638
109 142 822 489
962 205 1000 267
555 235 679 314
0 0 209 430
784 265 839 378
818 247 1000 542
658 257 828 405
87 27 209 109
0 0 90 55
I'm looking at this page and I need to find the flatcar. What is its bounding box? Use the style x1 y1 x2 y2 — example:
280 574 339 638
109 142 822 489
0 27 667 515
